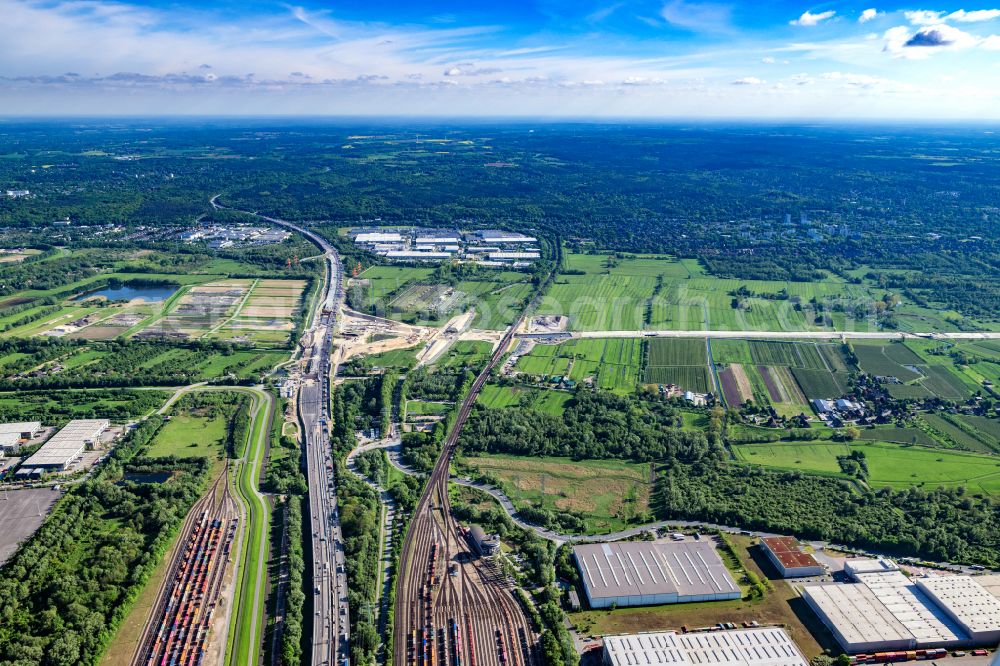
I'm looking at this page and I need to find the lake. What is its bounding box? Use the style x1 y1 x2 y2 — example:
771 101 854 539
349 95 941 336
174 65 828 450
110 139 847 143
75 284 178 303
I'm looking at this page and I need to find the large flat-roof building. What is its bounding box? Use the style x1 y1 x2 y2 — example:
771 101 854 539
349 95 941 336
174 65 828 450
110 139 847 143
602 627 809 666
478 230 537 244
854 572 966 646
488 251 540 261
355 232 402 244
0 422 42 439
915 576 1000 646
801 583 916 653
574 541 741 609
802 573 1000 653
760 537 825 578
19 419 109 472
844 558 900 580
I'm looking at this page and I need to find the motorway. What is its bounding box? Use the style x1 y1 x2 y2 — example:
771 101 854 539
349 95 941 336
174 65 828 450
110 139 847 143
211 195 349 666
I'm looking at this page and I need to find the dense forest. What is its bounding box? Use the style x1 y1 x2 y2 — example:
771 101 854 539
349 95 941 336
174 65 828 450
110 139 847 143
459 391 721 463
3 121 999 321
658 463 1000 567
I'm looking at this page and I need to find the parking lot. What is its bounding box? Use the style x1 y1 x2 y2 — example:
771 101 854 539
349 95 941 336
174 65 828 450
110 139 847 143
0 487 61 565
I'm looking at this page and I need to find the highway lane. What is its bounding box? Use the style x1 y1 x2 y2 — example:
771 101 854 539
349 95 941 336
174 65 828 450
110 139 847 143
211 194 349 666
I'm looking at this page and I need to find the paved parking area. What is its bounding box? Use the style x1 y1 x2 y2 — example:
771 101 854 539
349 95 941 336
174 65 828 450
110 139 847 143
0 488 60 565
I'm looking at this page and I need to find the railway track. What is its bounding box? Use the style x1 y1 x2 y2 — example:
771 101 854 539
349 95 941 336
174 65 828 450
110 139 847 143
393 269 556 666
133 462 239 666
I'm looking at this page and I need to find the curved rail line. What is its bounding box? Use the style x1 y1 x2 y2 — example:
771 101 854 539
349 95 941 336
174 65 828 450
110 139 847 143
394 256 558 666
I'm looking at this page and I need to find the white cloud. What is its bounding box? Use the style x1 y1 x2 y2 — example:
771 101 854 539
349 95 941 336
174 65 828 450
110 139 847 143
883 23 980 58
982 34 1000 48
904 10 944 25
761 56 776 63
906 9 1000 25
947 9 1000 22
790 10 836 26
859 8 879 23
731 76 763 85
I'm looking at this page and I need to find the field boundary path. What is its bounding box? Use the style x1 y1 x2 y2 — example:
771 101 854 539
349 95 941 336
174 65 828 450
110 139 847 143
569 330 1000 340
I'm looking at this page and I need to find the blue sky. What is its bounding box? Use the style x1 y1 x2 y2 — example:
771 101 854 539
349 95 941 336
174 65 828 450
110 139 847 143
2 1 1000 118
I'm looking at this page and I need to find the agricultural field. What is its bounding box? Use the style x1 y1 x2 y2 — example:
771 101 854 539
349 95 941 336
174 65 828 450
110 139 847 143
461 453 654 533
852 341 923 381
0 343 285 387
731 440 1000 495
0 272 306 347
643 366 714 393
142 278 306 346
851 340 985 401
718 364 753 406
477 384 573 414
515 338 642 394
540 251 981 335
709 339 850 404
757 366 810 417
642 338 714 393
357 265 531 329
920 413 1000 454
537 252 700 331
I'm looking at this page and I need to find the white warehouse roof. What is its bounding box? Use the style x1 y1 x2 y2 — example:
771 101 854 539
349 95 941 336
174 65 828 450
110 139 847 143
22 419 109 469
603 628 809 666
844 559 900 579
479 230 537 243
0 422 41 436
916 576 1000 643
415 236 461 245
575 541 740 608
854 572 965 645
355 232 402 243
383 251 452 260
801 584 915 652
488 252 540 260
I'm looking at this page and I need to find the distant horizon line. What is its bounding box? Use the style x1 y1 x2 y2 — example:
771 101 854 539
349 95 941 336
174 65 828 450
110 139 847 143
2 114 1000 128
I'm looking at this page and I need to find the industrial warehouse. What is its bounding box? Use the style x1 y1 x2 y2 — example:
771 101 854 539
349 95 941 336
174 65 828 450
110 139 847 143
350 227 540 265
17 419 110 476
760 537 826 578
574 540 741 609
0 421 41 454
602 627 809 666
801 571 1000 653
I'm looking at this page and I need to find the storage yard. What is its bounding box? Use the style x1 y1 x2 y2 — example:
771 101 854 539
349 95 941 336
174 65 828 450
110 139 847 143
131 466 239 666
602 627 809 666
574 540 741 609
0 488 61 566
